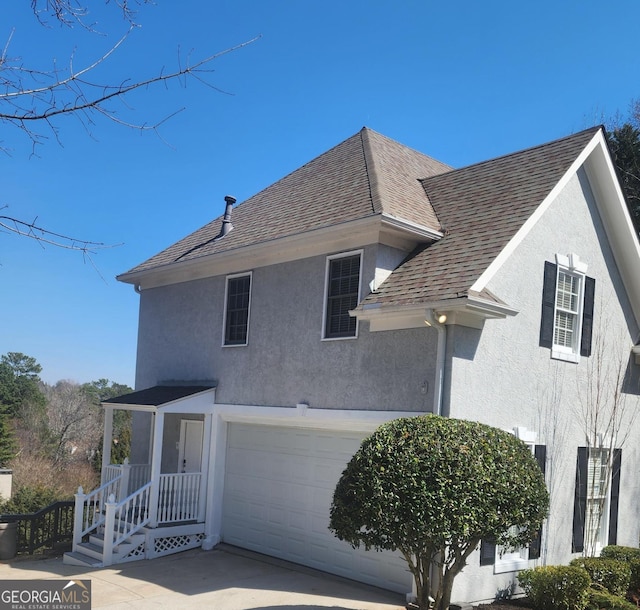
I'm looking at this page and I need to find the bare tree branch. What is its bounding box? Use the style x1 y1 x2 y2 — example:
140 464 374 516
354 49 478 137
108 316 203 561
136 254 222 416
31 0 148 29
2 3 260 267
0 205 121 280
0 31 260 151
575 295 639 556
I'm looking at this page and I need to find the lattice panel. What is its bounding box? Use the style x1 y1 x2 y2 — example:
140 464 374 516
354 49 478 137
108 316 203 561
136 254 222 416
123 540 146 559
154 533 204 555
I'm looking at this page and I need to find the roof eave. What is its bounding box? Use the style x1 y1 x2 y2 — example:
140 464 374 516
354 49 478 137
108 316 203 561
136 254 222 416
101 387 217 413
380 212 443 242
119 214 441 290
355 296 518 332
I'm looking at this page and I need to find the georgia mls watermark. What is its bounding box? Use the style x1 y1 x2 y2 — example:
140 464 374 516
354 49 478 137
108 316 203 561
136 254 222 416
0 580 91 610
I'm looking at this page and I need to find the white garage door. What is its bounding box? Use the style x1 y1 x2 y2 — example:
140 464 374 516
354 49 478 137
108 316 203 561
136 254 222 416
222 423 411 593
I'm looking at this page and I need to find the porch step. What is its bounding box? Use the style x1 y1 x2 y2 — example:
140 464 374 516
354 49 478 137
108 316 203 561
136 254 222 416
90 531 146 551
63 550 102 568
63 528 146 567
76 541 104 561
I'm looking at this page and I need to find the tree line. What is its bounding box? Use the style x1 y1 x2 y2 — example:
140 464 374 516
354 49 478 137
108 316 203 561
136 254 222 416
0 351 132 509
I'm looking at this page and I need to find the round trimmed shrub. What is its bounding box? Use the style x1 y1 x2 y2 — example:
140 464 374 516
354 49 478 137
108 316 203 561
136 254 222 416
600 546 640 595
330 415 549 610
570 557 631 597
587 586 636 609
518 565 591 610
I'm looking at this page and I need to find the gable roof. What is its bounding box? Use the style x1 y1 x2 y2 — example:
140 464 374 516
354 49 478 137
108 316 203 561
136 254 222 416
119 128 450 282
359 127 602 310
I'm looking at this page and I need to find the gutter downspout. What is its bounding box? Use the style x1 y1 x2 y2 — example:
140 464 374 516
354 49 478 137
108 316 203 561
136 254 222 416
425 309 447 416
423 310 448 606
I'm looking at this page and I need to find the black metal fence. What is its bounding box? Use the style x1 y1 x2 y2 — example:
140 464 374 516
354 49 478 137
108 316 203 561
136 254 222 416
1 501 74 555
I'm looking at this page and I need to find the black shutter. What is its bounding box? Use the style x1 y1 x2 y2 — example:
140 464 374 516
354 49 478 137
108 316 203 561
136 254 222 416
608 449 622 545
580 276 596 357
539 262 557 348
572 447 588 553
529 445 547 559
479 538 496 566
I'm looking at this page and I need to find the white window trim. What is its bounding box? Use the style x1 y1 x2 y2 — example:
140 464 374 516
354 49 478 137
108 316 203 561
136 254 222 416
493 426 537 574
584 437 613 557
321 250 363 341
551 253 588 364
222 271 252 347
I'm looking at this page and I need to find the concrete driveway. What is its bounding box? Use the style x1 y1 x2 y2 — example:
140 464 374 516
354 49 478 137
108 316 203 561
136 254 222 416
0 545 406 610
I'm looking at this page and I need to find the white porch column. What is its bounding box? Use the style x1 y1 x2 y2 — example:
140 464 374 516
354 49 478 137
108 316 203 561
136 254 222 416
198 413 213 523
148 411 164 528
101 406 114 485
202 413 226 550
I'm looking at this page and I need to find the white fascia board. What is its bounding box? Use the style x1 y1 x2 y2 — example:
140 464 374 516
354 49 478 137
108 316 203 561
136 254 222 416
356 297 518 332
213 403 426 433
583 132 640 327
121 215 442 290
100 388 217 414
356 304 430 331
119 216 381 289
470 130 604 294
465 294 519 318
380 213 443 241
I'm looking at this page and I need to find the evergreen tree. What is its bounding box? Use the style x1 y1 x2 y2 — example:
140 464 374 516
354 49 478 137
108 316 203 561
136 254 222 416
607 122 640 234
0 353 45 466
606 100 640 234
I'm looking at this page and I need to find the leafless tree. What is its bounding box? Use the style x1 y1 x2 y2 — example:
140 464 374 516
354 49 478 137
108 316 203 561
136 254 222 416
42 380 102 464
536 363 570 565
2 1 258 255
575 300 639 556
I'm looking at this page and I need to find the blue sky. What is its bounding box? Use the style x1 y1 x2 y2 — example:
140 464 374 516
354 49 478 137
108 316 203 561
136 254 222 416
2 1 639 387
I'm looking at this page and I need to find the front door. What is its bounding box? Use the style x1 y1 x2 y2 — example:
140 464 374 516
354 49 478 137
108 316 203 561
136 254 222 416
178 420 203 473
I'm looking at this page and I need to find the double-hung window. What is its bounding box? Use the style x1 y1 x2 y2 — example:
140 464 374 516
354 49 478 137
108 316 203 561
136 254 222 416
554 270 582 350
223 272 252 346
539 254 595 363
480 428 546 572
323 251 362 339
572 446 622 556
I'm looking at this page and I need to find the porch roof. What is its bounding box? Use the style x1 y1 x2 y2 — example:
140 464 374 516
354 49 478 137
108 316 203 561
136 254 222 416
102 385 216 413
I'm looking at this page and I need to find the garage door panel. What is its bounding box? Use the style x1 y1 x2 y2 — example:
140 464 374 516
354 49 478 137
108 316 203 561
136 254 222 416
222 423 410 594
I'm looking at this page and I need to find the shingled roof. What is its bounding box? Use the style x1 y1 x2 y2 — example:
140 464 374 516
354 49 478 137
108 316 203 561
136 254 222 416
121 128 450 277
360 126 601 309
102 385 215 407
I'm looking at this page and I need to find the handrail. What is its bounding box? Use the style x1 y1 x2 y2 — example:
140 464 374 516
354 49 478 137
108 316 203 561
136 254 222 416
72 474 123 551
103 482 152 566
0 501 74 555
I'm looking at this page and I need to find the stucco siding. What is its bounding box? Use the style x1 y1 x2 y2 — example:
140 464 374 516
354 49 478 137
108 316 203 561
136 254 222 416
135 244 437 411
447 170 640 602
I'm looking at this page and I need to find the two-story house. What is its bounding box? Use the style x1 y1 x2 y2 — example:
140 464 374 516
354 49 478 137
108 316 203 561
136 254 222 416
65 126 640 606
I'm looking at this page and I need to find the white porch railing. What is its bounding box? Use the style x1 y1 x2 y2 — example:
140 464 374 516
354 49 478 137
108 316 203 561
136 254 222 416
157 473 202 524
101 461 152 497
72 474 123 550
128 464 151 493
103 464 122 485
103 483 152 566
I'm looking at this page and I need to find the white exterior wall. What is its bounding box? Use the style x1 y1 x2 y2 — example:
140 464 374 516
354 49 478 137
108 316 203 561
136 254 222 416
447 169 640 603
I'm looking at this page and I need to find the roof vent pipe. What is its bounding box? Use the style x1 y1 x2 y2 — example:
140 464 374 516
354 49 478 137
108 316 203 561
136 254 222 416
219 195 235 238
